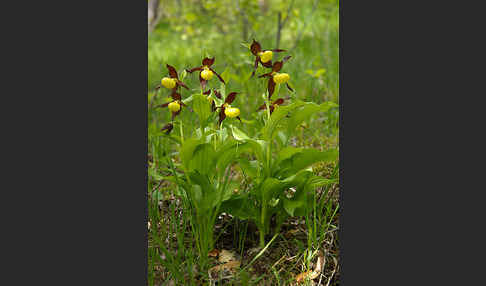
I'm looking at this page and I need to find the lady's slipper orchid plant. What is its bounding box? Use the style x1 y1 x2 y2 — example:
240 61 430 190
157 64 189 92
250 39 286 77
259 56 293 98
186 57 225 90
156 92 187 120
149 39 341 256
215 92 241 125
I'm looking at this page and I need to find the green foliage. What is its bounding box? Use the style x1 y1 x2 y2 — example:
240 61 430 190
148 0 339 283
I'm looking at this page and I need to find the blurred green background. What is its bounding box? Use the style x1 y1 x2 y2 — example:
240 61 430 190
148 0 339 140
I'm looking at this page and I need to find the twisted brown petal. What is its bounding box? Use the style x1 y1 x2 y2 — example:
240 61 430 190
225 92 237 104
286 83 294 92
218 107 226 126
269 105 275 114
209 67 225 84
273 98 285 105
186 66 203 73
272 61 283 72
202 57 215 67
257 103 267 110
282 55 292 63
170 92 181 101
268 78 276 99
251 57 259 78
176 80 189 90
258 72 273 78
250 39 262 55
171 109 181 120
161 123 174 134
166 64 178 79
270 49 286 53
260 59 273 68
156 102 170 108
203 90 211 95
213 89 222 99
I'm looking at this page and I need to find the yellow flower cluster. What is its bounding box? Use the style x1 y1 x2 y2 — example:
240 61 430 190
273 73 290 84
168 101 181 112
258 50 273 63
161 77 176 89
201 67 214 80
224 106 240 118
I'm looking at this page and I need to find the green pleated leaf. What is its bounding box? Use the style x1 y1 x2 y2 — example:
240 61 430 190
188 171 217 210
238 158 259 178
189 143 216 175
260 178 286 202
192 93 211 128
220 194 257 220
276 146 304 165
262 101 306 140
231 125 251 141
230 125 266 162
180 138 201 171
278 149 338 177
286 101 338 136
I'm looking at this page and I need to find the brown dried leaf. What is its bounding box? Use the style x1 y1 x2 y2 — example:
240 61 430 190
284 228 300 239
218 249 237 263
208 249 220 257
295 270 315 283
295 251 325 284
209 260 241 276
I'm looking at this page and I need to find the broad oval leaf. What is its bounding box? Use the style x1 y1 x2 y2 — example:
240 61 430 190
192 93 212 128
262 101 306 140
286 101 338 136
277 149 338 177
260 178 285 202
